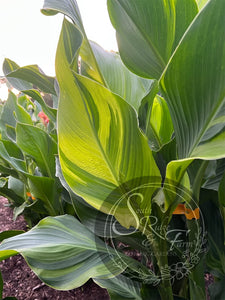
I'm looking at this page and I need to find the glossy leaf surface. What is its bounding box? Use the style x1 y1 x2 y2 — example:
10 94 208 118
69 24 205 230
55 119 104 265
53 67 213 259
160 0 225 159
56 19 160 228
107 0 198 79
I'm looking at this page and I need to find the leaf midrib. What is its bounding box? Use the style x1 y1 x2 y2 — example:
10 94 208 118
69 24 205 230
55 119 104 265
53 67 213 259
114 0 167 69
74 76 122 188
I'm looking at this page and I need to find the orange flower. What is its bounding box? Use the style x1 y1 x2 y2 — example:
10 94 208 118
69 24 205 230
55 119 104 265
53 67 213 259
38 111 49 126
173 203 199 220
26 192 36 200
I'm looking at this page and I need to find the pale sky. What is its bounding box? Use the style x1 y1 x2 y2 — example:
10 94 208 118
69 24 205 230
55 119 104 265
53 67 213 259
0 0 117 77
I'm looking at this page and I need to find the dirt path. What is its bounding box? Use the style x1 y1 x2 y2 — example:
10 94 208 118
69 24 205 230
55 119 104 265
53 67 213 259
0 197 109 300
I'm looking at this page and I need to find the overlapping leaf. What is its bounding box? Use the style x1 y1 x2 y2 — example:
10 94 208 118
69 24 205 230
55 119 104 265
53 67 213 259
56 19 160 228
3 59 56 95
160 0 225 160
0 215 123 290
107 0 198 79
16 123 57 178
95 275 142 300
146 95 173 151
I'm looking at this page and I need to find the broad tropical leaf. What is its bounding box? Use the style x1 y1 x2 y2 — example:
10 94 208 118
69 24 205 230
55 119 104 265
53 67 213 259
0 215 123 290
56 19 160 228
107 0 198 79
160 0 225 159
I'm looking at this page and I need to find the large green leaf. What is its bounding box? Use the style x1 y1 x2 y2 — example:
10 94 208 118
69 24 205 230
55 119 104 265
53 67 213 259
16 123 57 178
0 215 123 290
56 19 160 228
160 0 225 160
5 62 56 95
107 0 198 79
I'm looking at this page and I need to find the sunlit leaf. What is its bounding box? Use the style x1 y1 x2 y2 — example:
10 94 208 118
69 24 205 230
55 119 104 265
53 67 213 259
107 0 198 79
56 19 160 228
160 0 225 159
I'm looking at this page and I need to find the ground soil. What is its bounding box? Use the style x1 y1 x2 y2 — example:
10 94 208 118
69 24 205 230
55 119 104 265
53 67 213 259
0 197 109 300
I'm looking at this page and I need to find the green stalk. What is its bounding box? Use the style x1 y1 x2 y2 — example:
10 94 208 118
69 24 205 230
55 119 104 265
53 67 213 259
139 220 174 300
188 160 209 299
157 239 174 300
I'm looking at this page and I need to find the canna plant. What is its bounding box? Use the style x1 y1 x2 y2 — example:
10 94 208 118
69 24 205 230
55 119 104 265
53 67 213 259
0 0 225 299
0 60 77 226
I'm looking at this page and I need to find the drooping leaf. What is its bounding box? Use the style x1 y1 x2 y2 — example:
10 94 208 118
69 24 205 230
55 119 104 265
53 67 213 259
6 64 56 95
3 59 32 91
42 0 105 85
160 0 225 160
0 215 124 290
56 19 160 228
42 0 83 29
107 0 198 79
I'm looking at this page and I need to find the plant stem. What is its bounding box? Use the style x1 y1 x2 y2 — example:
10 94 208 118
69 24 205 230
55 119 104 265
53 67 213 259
144 227 174 300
